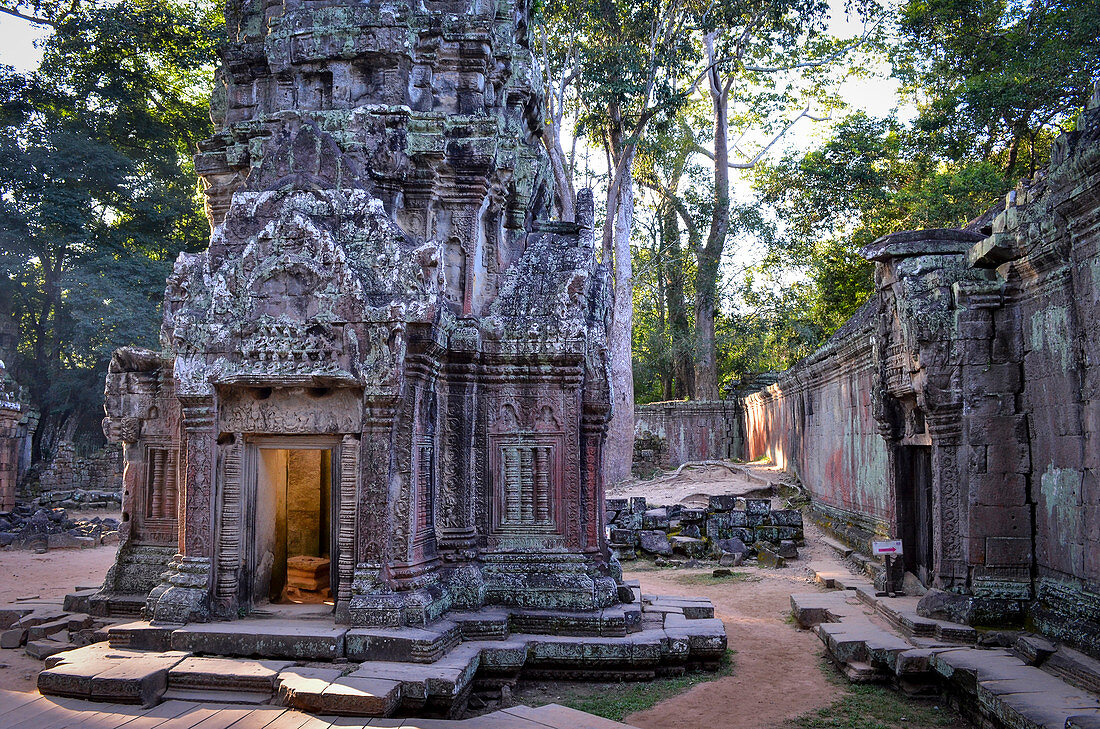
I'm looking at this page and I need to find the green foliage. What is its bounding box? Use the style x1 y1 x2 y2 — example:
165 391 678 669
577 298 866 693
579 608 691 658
0 0 221 458
783 665 969 728
893 0 1100 179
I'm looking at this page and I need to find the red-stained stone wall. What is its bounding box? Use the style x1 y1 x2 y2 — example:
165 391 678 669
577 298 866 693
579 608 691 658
634 401 742 470
741 302 892 554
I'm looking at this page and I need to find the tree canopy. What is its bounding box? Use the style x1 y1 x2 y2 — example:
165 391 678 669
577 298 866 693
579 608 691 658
0 0 220 461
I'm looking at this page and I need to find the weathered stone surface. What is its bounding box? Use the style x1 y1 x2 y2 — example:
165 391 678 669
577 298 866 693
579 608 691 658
96 0 620 631
756 545 786 569
637 531 673 557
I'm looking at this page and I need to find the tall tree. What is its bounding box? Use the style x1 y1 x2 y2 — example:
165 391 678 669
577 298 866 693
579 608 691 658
0 0 220 463
538 0 700 483
893 0 1100 180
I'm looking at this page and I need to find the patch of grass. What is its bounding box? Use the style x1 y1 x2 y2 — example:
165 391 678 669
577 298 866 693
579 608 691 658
783 659 971 729
550 650 735 721
672 571 759 586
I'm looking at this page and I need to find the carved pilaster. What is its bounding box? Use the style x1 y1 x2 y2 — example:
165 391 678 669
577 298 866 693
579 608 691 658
336 434 359 621
928 409 966 589
180 397 216 558
214 437 242 616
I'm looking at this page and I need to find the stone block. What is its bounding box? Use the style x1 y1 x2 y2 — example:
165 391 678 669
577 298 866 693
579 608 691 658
608 528 635 546
680 508 706 522
630 497 647 513
708 494 738 512
705 513 732 539
679 524 701 539
776 540 799 559
1 627 27 648
170 621 347 660
756 544 786 568
25 639 70 660
985 536 1032 565
755 525 800 543
638 530 672 556
641 508 669 529
746 498 771 515
669 536 705 558
605 498 628 512
769 509 803 528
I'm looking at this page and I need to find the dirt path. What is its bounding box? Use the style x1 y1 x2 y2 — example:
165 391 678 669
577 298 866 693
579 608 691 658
623 519 855 729
0 541 118 693
0 542 118 604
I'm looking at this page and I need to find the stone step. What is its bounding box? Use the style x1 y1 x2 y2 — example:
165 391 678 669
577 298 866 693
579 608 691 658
346 621 460 663
164 656 293 704
276 666 402 716
169 620 347 660
37 644 189 707
820 537 853 558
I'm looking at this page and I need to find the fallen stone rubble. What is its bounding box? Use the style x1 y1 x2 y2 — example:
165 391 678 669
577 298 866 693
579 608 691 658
607 494 803 567
794 570 1100 729
0 505 120 549
28 583 727 718
33 488 122 511
0 601 124 659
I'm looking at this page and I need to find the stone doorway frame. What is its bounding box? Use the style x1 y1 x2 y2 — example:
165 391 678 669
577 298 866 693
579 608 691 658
239 435 344 615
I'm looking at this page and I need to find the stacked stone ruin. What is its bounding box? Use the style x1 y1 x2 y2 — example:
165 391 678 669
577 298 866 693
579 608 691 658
43 0 727 714
606 495 804 567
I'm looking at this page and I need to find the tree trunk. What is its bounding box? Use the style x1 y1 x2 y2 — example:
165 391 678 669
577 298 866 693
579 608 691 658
660 200 694 399
693 35 730 401
603 154 636 485
542 118 576 221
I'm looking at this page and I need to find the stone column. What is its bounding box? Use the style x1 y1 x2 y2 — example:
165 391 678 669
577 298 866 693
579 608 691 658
335 433 359 623
927 408 966 591
213 436 242 618
439 326 479 554
146 395 216 624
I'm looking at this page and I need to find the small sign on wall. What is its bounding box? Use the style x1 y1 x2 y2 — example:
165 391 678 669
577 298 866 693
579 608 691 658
872 539 904 556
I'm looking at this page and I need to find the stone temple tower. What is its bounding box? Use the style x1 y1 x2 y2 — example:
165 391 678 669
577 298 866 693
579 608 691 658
98 0 620 627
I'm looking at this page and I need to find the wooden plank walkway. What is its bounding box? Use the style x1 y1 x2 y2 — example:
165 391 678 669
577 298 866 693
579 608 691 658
0 689 639 729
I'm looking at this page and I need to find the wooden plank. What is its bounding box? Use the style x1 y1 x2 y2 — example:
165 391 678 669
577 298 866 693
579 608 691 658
215 707 289 729
113 700 205 729
0 690 48 718
261 709 316 729
52 702 132 729
142 705 229 729
188 706 257 729
8 695 90 729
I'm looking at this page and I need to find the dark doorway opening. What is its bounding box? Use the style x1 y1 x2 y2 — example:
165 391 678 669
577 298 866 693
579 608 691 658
896 445 934 586
252 446 335 607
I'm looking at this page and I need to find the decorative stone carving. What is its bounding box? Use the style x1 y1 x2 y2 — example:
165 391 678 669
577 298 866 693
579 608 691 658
100 0 616 628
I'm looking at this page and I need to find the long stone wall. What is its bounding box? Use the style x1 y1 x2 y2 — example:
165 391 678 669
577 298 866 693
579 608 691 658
633 400 742 470
729 82 1100 657
35 443 123 500
741 303 891 554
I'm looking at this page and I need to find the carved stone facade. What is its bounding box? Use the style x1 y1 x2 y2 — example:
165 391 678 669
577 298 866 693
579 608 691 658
100 0 616 627
741 83 1100 657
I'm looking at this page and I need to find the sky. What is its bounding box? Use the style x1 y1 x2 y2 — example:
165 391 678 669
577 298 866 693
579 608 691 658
0 15 50 72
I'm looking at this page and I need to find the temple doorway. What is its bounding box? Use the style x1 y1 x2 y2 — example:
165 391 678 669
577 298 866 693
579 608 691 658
248 441 336 609
896 445 934 587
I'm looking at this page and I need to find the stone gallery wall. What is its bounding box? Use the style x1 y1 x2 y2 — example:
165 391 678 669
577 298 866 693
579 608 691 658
734 83 1100 655
35 443 123 499
741 303 891 554
633 400 742 470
